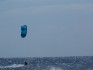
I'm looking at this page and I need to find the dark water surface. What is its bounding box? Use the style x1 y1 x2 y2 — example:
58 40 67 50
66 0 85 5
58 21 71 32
0 56 93 70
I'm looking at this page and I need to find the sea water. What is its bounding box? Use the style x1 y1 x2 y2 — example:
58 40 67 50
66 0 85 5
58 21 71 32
0 56 93 70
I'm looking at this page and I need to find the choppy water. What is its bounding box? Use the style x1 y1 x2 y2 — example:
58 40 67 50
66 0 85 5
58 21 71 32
0 56 93 70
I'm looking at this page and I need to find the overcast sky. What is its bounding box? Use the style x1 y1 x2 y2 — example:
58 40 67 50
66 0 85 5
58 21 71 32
0 0 93 57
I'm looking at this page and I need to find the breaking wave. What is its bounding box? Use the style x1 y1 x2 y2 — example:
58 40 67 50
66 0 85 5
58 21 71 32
0 64 24 68
49 67 63 70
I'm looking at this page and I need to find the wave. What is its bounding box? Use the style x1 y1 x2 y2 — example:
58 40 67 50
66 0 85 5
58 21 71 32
0 64 24 68
49 67 63 70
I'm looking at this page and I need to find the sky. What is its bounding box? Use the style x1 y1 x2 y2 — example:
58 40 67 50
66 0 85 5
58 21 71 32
0 0 93 57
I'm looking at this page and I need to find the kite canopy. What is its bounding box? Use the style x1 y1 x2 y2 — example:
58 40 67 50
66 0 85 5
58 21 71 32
21 25 27 38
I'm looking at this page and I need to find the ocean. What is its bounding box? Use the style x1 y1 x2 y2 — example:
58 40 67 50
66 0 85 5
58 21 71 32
0 56 93 70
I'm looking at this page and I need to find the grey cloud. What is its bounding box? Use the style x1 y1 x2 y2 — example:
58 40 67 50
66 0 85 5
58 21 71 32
1 0 93 13
1 3 93 19
0 0 93 57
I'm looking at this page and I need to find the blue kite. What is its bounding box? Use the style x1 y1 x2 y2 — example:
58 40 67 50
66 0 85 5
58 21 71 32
21 25 27 38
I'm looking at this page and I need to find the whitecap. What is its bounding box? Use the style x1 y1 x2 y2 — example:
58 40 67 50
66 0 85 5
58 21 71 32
50 67 63 70
0 64 24 69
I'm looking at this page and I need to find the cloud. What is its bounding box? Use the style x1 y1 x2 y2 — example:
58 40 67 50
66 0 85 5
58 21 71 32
0 0 93 57
0 3 93 19
1 0 93 13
